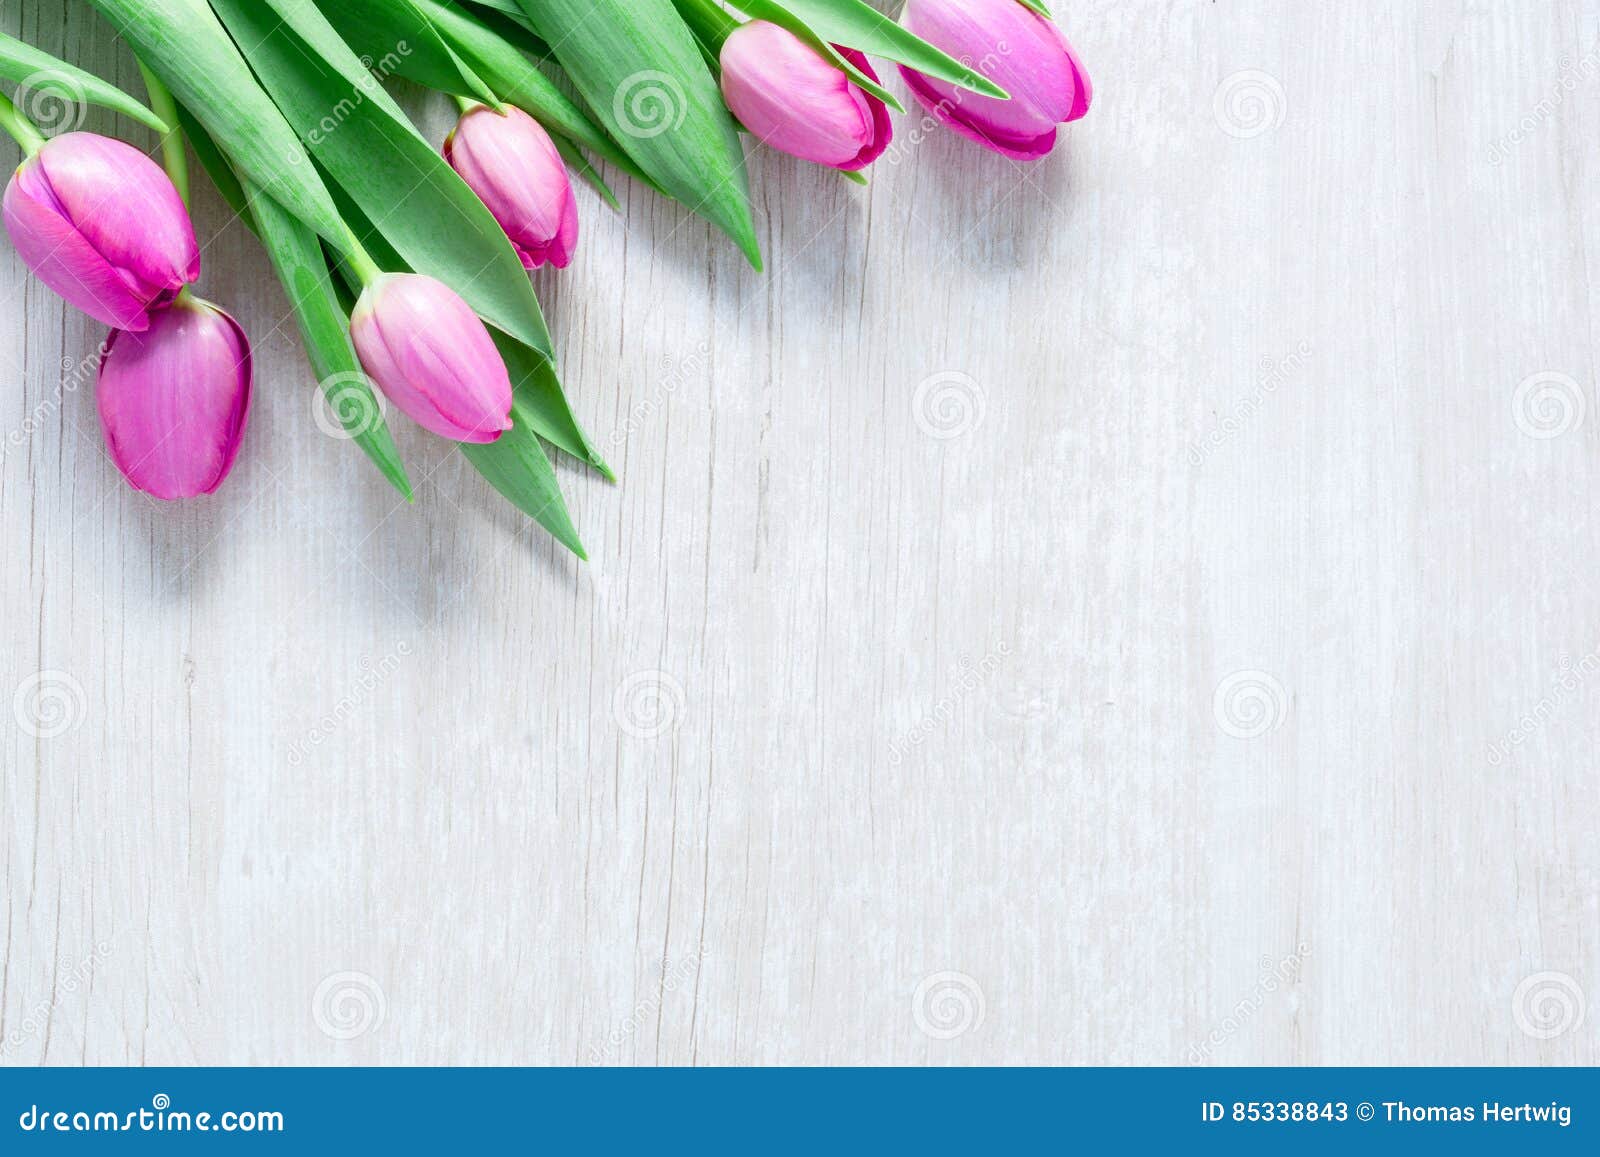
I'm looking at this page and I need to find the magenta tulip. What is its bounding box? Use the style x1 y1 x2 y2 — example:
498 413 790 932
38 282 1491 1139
445 105 578 271
97 296 252 500
4 132 200 331
720 22 892 171
349 273 514 444
899 0 1092 160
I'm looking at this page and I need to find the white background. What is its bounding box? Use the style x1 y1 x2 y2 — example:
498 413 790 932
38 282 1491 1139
2 0 1597 1064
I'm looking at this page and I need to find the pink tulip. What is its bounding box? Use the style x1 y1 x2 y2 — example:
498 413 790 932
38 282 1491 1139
3 132 200 330
720 22 892 171
445 105 578 271
898 0 1092 160
349 273 514 444
97 296 252 500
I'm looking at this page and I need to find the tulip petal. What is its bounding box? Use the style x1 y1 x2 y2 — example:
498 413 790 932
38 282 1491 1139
446 107 578 273
98 298 253 500
721 22 884 171
4 167 157 331
36 133 200 296
836 48 894 171
351 274 514 444
899 0 1089 159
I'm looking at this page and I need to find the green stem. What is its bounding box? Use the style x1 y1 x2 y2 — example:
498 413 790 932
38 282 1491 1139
344 236 383 287
138 61 189 207
0 91 47 157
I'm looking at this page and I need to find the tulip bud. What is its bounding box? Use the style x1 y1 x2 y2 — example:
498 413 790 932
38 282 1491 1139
898 0 1092 160
349 273 514 444
720 22 892 171
445 105 578 271
97 296 252 500
3 132 200 331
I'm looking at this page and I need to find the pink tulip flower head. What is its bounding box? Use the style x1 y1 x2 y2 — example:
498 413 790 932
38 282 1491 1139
898 0 1092 160
445 104 579 271
349 273 515 444
720 21 893 171
97 296 252 500
4 132 200 330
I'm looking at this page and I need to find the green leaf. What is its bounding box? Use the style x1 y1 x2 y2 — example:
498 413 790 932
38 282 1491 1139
460 404 588 559
84 0 352 245
177 106 248 219
493 332 613 479
244 181 414 501
551 133 619 210
205 0 554 357
513 0 761 268
305 0 499 106
775 0 1010 98
0 31 169 133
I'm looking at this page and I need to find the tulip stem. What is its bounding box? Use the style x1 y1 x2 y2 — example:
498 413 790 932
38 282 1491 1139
344 238 383 287
0 92 46 157
138 60 189 209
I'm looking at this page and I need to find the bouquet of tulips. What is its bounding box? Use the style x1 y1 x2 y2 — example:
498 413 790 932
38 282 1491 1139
0 0 1090 557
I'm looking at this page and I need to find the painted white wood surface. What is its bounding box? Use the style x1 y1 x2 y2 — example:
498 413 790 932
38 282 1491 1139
2 0 1597 1065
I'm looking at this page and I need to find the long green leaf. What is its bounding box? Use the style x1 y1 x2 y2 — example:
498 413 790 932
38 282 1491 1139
244 182 414 501
513 0 761 268
305 0 498 106
84 0 351 245
205 0 554 358
460 408 587 559
0 32 168 133
775 0 1010 98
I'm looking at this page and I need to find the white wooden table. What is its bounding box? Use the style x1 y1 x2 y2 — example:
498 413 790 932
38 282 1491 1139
2 0 1597 1065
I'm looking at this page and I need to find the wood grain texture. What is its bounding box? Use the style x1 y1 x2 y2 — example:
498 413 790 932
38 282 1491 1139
2 0 1597 1065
